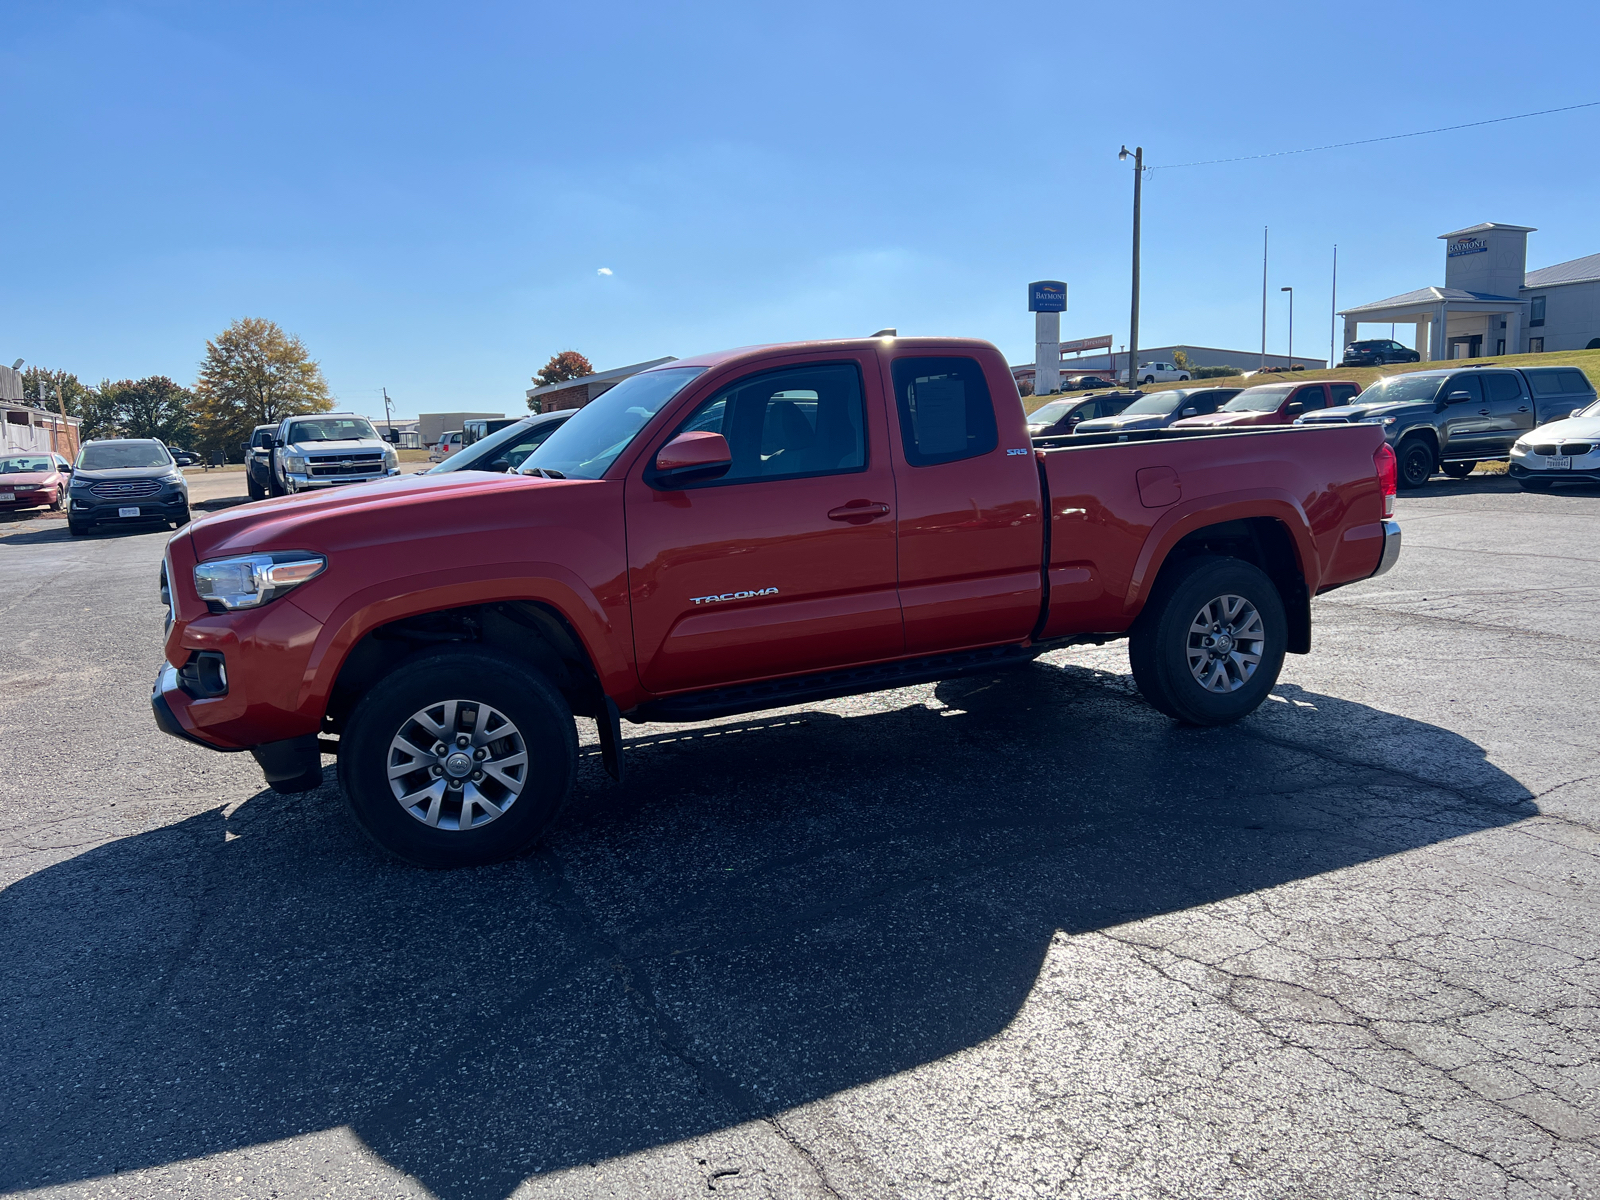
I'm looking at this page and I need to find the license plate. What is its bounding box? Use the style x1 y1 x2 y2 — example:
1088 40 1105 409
0 493 12 502
118 506 141 517
1548 456 1571 471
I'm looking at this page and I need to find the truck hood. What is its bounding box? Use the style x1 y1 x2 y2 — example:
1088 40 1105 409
1172 410 1268 427
1071 413 1167 434
185 469 567 561
281 437 390 457
1303 401 1431 424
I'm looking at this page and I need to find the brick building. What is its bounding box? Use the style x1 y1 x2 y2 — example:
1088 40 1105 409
525 357 677 413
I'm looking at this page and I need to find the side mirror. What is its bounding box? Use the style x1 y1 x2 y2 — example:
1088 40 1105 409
1285 401 1304 415
488 458 511 473
1447 390 1473 403
654 431 732 482
384 429 400 443
239 442 250 453
1182 407 1197 416
260 433 276 450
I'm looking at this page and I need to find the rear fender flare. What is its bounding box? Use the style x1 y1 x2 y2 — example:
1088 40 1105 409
1123 491 1318 617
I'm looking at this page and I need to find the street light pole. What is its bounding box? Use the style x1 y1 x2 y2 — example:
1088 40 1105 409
1281 286 1294 368
1119 145 1142 386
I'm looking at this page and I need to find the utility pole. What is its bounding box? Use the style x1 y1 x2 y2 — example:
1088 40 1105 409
55 384 68 458
1260 227 1269 372
382 387 395 441
1119 145 1142 386
1329 245 1338 370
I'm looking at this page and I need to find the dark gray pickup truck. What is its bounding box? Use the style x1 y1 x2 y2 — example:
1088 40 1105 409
1300 365 1596 487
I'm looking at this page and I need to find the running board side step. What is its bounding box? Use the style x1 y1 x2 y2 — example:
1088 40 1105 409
628 644 1041 724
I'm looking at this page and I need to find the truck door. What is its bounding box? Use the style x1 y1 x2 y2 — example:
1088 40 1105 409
625 356 903 694
883 353 1044 654
1438 373 1491 452
1480 370 1534 446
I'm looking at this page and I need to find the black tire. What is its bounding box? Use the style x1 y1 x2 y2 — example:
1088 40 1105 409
49 486 64 512
1396 438 1435 489
171 507 191 529
1441 461 1476 479
68 518 88 536
268 465 286 497
247 473 265 501
1142 375 1155 385
1129 555 1288 726
337 648 578 868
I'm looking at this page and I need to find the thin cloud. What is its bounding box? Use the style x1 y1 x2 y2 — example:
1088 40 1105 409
597 267 613 276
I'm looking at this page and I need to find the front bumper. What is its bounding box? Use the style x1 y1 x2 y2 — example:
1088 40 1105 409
284 469 400 492
70 490 189 523
151 663 323 792
1370 519 1402 578
0 488 58 509
1509 460 1600 484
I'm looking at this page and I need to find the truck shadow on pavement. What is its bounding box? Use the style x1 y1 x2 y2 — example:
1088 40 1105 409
1 662 1537 1199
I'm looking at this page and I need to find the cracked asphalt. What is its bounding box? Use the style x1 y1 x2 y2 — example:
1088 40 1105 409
2 475 1597 1200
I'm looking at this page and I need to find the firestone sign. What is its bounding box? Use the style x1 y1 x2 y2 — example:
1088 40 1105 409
1448 236 1489 257
1028 281 1067 312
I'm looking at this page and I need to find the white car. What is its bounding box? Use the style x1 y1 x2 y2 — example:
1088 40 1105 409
429 430 464 462
1119 361 1191 385
1509 397 1600 491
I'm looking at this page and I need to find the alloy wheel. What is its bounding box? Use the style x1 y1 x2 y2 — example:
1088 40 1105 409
387 699 529 831
1186 594 1265 693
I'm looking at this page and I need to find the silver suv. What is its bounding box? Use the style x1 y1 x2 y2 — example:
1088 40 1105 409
268 413 400 495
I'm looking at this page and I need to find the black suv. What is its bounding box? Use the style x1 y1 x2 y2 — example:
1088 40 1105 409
1342 339 1421 367
67 439 190 535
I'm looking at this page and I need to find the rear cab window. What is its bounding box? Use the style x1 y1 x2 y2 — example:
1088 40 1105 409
890 356 999 466
1294 385 1328 410
1482 373 1523 404
1329 383 1360 406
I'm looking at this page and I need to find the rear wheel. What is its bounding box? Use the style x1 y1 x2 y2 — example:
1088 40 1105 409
1441 461 1476 479
1396 438 1435 489
337 648 578 868
1129 555 1288 726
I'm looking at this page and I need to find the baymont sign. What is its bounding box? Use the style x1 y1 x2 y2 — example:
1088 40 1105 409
1448 237 1489 257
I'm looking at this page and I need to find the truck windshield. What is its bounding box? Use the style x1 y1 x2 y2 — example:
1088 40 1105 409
518 368 707 479
1354 375 1446 406
286 417 378 443
1222 385 1294 412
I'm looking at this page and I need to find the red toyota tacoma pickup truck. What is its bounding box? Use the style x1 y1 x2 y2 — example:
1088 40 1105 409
153 338 1401 867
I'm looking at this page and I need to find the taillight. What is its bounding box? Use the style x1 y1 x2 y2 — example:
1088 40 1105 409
1374 442 1397 517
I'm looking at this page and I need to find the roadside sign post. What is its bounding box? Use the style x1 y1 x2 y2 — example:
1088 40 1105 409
1029 281 1068 395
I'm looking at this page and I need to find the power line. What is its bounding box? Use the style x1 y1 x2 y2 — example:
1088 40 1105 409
1152 100 1600 170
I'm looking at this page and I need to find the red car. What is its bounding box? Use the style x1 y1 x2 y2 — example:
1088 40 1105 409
1171 381 1362 429
0 453 71 513
153 337 1400 868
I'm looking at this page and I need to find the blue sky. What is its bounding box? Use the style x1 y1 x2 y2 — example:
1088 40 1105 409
4 1 1599 418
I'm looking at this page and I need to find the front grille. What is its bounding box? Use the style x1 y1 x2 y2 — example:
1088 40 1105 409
1531 444 1559 456
1560 443 1593 457
309 452 385 478
89 479 161 498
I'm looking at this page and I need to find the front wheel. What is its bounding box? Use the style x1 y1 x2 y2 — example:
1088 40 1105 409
1441 461 1476 479
49 486 64 512
1129 555 1288 726
337 648 578 868
247 473 265 501
68 518 88 536
1396 438 1435 489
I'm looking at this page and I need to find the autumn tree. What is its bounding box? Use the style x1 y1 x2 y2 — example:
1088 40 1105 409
535 351 593 388
23 367 117 442
193 318 332 461
104 376 196 446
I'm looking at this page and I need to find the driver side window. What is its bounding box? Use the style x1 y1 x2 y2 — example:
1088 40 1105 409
665 363 867 487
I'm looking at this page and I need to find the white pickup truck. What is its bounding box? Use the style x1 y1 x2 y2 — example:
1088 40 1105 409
1120 361 1192 385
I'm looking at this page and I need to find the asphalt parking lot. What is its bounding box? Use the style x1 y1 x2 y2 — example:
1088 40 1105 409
2 475 1597 1200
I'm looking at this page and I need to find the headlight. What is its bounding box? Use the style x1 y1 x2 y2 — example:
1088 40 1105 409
1511 440 1528 456
282 454 308 473
384 448 399 469
193 552 326 611
161 469 185 485
1381 416 1397 426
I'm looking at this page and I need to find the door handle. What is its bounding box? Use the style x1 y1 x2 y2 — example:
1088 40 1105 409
828 501 891 522
1477 408 1491 415
1518 405 1529 412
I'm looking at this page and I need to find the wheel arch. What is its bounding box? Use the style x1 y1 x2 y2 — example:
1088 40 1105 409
1134 512 1313 654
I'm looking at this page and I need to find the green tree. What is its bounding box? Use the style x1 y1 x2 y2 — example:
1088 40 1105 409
193 318 332 461
1172 348 1191 371
22 367 117 442
105 376 196 446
